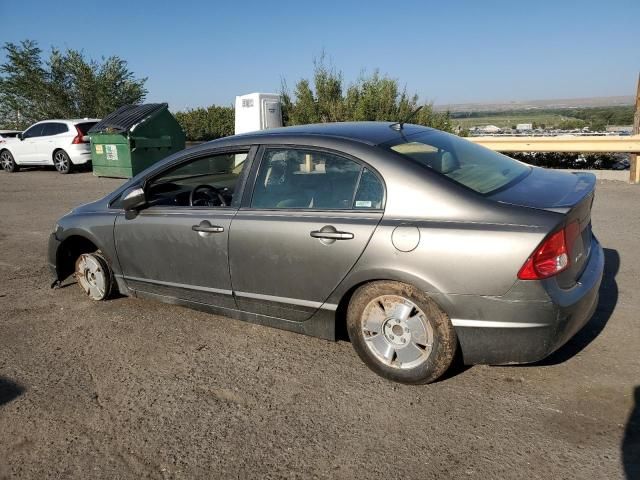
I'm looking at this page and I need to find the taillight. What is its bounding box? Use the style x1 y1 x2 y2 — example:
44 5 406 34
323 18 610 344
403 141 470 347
72 126 86 144
518 221 579 280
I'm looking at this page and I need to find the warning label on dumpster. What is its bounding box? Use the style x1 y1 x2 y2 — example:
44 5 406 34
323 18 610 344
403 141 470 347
95 144 103 154
105 145 118 161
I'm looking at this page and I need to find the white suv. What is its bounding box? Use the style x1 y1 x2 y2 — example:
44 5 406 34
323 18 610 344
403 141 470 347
0 119 100 174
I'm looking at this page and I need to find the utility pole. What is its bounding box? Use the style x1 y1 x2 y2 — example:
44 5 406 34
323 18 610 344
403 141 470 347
631 74 640 184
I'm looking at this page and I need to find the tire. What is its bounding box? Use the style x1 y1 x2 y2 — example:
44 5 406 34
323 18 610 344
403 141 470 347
53 150 72 174
74 252 114 301
1 150 19 173
346 281 457 384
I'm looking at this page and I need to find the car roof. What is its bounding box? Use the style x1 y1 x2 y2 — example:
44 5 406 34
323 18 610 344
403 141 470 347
231 121 431 146
31 119 101 125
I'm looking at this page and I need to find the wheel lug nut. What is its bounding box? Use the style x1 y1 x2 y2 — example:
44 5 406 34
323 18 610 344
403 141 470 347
401 338 406 344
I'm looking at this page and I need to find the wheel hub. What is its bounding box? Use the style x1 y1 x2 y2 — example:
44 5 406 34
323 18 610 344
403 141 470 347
383 318 410 346
75 254 107 301
361 295 434 370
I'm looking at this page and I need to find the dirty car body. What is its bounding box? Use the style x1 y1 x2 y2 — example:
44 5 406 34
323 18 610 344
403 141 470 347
48 122 604 375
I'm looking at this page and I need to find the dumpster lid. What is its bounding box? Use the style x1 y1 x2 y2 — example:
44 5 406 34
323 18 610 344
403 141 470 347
88 103 168 134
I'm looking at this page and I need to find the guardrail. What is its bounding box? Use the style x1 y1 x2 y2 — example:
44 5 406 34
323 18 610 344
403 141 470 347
467 135 640 153
468 135 640 183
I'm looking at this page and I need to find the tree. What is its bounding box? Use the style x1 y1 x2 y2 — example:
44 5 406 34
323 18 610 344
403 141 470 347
281 57 452 132
0 39 147 128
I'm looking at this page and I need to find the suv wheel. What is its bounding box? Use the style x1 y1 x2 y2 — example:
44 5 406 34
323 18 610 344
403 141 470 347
347 281 457 384
1 150 19 173
53 150 72 174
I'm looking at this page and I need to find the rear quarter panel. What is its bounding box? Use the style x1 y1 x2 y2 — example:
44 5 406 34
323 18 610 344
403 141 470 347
325 154 563 301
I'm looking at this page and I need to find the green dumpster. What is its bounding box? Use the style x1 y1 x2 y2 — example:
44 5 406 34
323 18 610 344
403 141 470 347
89 103 186 178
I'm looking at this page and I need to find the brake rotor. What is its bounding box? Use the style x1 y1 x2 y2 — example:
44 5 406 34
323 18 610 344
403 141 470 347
75 253 110 301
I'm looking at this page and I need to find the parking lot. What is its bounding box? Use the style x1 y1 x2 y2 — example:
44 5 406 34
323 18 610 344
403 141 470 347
0 169 638 479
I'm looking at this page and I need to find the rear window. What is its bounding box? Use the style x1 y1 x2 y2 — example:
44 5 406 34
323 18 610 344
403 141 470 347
386 131 530 194
76 122 97 135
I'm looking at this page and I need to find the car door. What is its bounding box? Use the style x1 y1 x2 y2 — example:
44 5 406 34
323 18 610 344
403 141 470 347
114 147 255 309
37 122 68 163
229 147 385 321
12 123 45 163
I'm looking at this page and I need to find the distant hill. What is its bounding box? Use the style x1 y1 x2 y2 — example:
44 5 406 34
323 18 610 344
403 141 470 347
434 96 634 113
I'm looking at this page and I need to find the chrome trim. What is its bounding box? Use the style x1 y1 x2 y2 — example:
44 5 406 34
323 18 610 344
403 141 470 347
451 319 549 328
123 276 232 296
235 291 337 311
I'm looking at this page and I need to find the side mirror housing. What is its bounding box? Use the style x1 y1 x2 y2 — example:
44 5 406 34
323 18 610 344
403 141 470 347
121 186 147 212
18 133 24 141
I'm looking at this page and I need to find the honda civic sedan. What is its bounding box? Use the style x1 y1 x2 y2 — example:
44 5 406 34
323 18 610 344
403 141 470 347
48 122 604 384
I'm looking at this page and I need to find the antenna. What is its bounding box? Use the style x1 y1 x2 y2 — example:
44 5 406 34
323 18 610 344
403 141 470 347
390 105 423 131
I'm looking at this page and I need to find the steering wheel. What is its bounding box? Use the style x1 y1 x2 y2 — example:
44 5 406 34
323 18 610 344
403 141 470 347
189 184 227 207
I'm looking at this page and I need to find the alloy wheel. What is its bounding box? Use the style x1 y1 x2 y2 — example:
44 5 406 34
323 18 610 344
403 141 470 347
54 151 69 173
361 294 434 370
1 151 14 171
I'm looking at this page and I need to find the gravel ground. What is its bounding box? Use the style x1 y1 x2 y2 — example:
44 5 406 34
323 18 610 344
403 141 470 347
0 169 638 479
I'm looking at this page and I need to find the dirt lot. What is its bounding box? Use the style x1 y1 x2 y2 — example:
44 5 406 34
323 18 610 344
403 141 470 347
0 169 638 479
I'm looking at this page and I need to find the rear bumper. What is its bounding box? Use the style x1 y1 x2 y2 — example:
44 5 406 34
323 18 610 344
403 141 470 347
450 237 604 365
67 145 92 165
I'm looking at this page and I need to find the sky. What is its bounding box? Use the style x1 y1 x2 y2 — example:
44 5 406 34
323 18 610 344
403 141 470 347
1 0 638 111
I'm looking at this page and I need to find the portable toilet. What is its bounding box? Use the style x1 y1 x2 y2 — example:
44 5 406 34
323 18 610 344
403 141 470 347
234 93 282 135
89 103 186 178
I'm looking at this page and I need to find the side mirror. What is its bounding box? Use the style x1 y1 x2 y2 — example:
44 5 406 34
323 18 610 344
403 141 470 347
121 186 147 212
18 133 24 141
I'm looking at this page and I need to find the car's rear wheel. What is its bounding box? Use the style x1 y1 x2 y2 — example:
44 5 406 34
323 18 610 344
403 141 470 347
53 150 72 174
1 150 19 173
74 253 113 301
346 281 457 384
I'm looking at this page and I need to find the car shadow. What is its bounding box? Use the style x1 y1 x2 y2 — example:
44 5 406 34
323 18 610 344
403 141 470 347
623 386 640 479
531 247 619 366
0 377 24 406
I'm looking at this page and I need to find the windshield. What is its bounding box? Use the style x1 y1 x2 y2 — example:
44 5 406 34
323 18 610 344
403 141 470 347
386 130 530 194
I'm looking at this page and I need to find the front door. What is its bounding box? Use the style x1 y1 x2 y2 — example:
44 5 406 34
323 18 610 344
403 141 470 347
114 149 253 308
12 123 46 163
229 147 385 321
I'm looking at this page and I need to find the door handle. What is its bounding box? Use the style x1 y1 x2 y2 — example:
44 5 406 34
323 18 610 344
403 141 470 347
192 222 224 233
310 230 354 240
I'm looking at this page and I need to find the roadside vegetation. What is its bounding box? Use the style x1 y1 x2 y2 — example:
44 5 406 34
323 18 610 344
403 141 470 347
177 57 453 141
452 106 633 131
0 40 147 128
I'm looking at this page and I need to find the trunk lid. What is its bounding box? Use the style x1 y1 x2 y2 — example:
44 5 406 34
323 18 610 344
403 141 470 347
490 167 596 287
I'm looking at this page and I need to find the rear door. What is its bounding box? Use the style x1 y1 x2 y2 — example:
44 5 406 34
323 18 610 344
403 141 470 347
229 147 385 321
37 122 69 162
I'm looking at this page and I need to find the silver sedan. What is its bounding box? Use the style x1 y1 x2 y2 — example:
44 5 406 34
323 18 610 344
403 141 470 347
48 122 604 384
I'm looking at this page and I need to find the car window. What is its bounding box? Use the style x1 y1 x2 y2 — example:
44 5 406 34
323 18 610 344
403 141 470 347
387 130 530 195
22 124 45 139
251 148 374 210
76 122 97 135
42 123 68 136
146 151 249 208
353 168 384 209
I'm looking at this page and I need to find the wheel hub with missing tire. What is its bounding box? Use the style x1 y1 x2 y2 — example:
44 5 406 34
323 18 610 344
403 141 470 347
361 295 434 370
75 254 108 301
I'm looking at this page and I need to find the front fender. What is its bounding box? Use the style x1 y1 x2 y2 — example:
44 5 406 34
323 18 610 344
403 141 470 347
49 212 120 281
